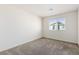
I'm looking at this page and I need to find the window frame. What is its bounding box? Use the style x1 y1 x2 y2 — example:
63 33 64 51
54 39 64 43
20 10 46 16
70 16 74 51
48 17 65 31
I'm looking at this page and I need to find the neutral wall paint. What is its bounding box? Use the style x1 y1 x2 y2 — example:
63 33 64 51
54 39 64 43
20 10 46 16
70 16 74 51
78 8 79 45
0 6 42 51
43 11 78 43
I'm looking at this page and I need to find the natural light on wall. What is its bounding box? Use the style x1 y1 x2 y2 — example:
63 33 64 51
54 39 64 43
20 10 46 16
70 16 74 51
48 18 65 31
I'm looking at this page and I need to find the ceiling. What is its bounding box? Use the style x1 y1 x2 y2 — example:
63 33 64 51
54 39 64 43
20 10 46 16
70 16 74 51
2 4 79 17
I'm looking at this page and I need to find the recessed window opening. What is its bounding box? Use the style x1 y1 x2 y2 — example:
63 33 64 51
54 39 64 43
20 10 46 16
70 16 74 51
48 18 65 31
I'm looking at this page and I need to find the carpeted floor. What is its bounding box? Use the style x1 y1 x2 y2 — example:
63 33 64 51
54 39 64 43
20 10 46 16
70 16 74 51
0 38 79 55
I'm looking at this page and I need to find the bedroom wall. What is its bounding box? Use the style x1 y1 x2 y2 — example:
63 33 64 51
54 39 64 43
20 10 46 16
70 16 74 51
43 11 78 43
0 5 42 51
78 8 79 45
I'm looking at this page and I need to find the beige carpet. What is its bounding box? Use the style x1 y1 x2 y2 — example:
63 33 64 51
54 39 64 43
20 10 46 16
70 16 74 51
0 38 79 55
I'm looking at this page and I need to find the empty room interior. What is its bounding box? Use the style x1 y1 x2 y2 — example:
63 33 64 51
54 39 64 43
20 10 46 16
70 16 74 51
0 4 79 55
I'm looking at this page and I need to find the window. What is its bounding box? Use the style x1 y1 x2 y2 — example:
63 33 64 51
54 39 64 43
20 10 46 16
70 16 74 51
49 18 65 31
